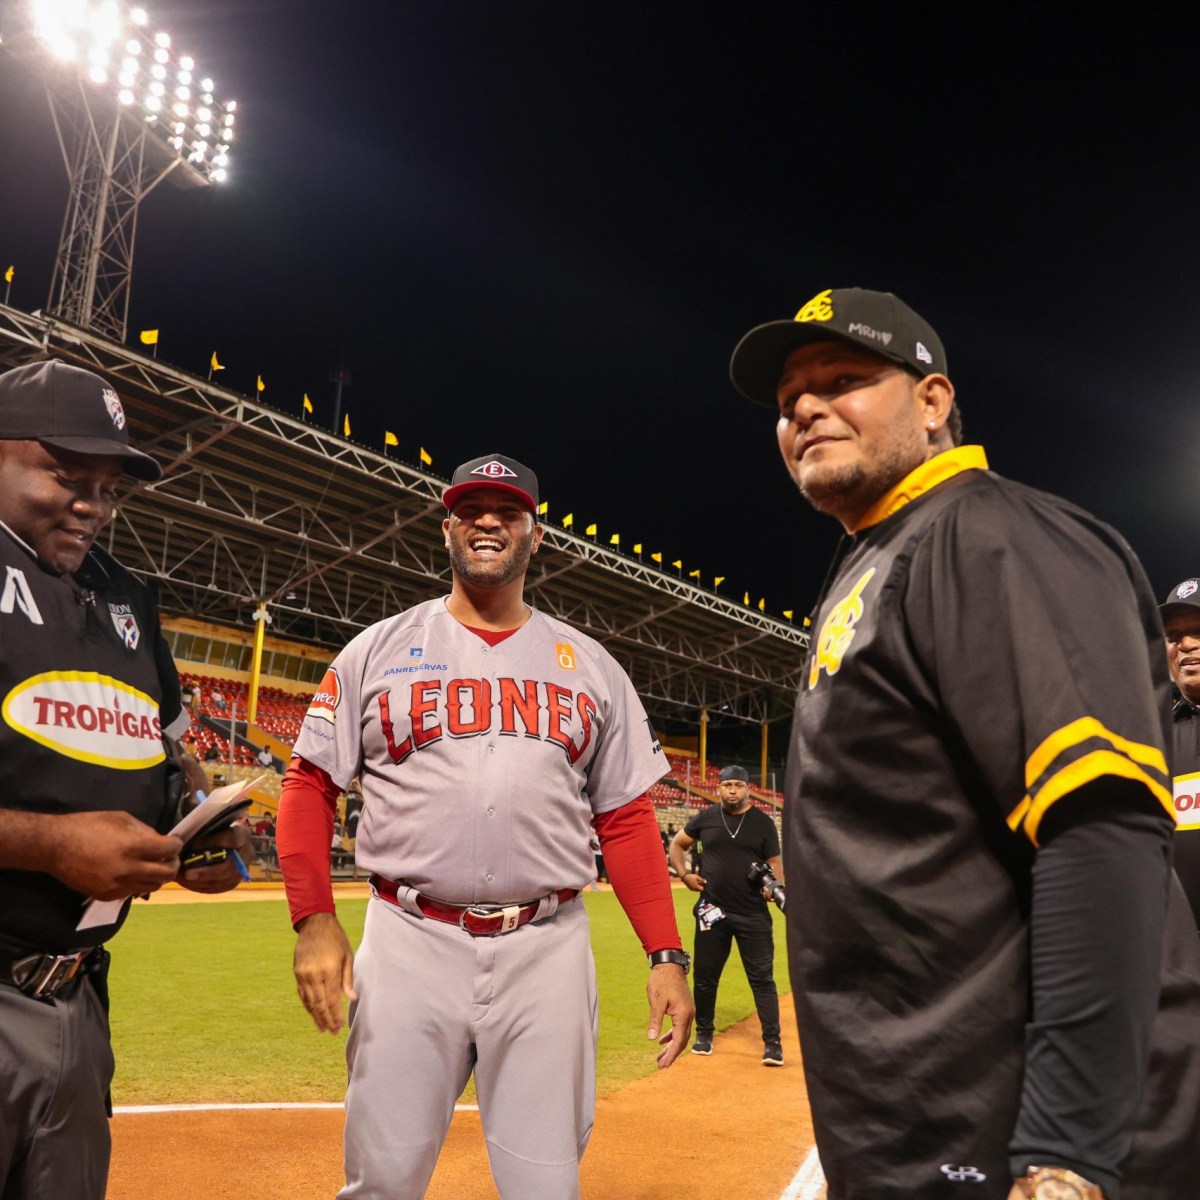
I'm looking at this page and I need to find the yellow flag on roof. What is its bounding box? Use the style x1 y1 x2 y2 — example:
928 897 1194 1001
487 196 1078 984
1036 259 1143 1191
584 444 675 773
609 533 620 546
3 266 13 284
651 552 662 563
633 543 642 555
256 375 266 393
536 501 548 516
384 430 398 447
420 447 432 465
139 329 159 345
562 512 573 528
714 576 725 587
343 413 351 437
585 523 597 536
210 351 224 372
303 393 314 413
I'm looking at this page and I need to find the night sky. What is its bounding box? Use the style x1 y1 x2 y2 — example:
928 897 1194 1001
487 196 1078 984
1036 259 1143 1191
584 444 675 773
2 4 1199 621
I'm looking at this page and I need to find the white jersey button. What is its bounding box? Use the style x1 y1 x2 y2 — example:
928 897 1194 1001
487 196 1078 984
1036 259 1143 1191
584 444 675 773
486 872 494 882
487 807 496 817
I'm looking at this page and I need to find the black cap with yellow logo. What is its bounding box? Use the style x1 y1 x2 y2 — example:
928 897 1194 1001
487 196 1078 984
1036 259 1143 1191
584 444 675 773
730 287 948 407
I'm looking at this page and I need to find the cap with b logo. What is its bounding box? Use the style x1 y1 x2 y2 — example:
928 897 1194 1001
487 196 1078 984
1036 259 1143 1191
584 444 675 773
442 453 539 515
730 287 948 407
0 359 161 480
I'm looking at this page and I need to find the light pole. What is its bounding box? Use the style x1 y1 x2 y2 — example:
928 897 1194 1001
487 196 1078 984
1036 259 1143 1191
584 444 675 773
5 1 237 340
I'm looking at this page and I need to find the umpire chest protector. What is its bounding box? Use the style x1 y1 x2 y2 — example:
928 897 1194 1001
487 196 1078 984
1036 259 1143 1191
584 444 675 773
0 528 173 951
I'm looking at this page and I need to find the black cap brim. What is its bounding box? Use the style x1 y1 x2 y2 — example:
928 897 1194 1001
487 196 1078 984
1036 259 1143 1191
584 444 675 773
730 320 915 407
39 435 162 481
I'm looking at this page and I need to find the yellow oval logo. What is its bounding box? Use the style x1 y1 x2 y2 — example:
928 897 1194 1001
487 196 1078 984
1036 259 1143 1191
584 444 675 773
2 671 165 770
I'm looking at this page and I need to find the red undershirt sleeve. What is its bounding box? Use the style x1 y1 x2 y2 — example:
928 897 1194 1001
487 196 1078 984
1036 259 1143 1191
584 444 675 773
594 794 682 955
277 754 342 928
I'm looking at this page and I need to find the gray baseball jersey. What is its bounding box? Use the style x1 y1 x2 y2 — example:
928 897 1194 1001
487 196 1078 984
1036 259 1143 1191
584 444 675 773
293 597 665 903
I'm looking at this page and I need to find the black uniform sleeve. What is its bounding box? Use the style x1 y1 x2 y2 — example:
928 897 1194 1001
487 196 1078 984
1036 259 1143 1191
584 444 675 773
152 611 187 740
904 482 1172 845
1007 779 1171 1196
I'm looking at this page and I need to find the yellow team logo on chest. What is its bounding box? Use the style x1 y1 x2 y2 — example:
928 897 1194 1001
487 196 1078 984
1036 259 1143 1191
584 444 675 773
795 289 834 323
808 568 876 690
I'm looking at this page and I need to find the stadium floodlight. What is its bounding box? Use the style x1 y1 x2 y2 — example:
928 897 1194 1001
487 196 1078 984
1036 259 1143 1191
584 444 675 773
4 0 238 340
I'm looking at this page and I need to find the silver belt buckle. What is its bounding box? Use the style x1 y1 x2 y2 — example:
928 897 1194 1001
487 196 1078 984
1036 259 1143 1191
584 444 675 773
13 950 87 999
463 904 524 935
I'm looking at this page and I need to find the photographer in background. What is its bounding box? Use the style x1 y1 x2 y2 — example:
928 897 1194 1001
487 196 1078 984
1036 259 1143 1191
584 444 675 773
670 765 784 1064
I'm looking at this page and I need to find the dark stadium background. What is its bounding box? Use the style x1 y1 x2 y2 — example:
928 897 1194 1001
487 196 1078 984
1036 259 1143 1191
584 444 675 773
2 2 1198 659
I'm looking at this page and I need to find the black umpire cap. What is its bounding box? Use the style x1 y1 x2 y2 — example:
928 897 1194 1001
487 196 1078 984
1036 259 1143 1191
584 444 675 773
719 765 749 783
1161 579 1200 618
0 360 162 480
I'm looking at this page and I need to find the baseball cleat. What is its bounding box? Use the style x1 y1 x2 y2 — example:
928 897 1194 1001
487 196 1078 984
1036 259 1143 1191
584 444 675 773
762 1042 784 1066
691 1035 713 1055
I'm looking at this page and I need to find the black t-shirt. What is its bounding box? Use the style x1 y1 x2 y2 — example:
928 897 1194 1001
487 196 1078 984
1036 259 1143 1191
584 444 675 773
0 529 185 952
788 447 1200 1198
1169 700 1200 927
683 802 779 917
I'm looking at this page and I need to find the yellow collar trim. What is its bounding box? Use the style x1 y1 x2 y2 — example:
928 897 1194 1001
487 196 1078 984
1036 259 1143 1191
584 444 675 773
851 445 990 533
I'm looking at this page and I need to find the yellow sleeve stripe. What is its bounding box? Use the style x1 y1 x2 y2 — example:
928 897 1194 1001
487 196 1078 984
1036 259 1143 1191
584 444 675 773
1009 750 1174 846
1024 716 1167 789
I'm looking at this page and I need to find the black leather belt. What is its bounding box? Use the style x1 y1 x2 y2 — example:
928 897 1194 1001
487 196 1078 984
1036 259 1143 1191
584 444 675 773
0 944 102 1001
370 874 578 936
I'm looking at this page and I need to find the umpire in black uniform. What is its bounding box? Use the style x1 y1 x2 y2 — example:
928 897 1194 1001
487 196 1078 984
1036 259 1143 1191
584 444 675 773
0 361 249 1200
669 764 784 1064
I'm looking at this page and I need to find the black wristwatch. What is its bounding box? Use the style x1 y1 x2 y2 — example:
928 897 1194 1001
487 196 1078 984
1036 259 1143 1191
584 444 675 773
648 949 690 973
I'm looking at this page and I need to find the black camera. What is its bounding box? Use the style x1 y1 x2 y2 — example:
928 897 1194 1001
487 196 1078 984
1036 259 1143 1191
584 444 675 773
748 860 786 911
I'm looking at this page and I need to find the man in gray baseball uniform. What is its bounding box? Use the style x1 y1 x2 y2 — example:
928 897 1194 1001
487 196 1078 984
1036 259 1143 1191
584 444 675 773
277 453 694 1200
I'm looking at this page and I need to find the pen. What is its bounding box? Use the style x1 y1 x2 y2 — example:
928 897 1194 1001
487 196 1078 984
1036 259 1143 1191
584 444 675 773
230 849 251 883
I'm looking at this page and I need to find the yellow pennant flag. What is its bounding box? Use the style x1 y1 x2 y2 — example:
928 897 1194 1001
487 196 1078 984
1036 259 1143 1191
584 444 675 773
139 329 159 345
536 501 548 516
257 375 266 393
3 266 13 283
609 533 620 546
714 576 725 587
783 610 794 620
688 569 700 579
758 597 766 612
803 615 812 627
210 351 224 372
585 523 598 537
343 413 351 437
744 591 750 605
419 447 432 466
384 430 399 447
303 393 314 413
672 560 682 570
633 543 642 555
650 552 662 563
562 513 574 528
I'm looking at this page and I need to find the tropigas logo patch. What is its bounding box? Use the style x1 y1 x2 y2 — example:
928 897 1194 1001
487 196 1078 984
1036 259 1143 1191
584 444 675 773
808 568 877 690
2 671 165 769
794 289 834 324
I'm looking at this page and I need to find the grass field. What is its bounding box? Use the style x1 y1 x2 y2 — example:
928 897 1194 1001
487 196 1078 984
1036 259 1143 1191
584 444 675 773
108 888 788 1105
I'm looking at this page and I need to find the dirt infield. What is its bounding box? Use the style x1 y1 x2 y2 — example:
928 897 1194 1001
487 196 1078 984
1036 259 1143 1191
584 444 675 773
108 995 818 1200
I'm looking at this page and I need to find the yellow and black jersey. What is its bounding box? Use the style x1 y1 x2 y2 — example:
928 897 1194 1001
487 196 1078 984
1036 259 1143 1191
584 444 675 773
786 446 1200 1198
0 527 185 952
1170 700 1200 928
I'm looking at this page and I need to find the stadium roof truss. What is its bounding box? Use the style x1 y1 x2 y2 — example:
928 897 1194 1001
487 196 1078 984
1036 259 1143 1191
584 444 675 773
0 305 808 729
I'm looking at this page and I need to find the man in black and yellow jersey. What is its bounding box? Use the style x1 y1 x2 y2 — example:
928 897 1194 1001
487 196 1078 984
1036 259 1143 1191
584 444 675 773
730 288 1200 1200
1160 577 1200 930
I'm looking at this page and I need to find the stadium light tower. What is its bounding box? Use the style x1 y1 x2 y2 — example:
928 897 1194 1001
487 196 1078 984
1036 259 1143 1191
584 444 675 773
8 1 237 341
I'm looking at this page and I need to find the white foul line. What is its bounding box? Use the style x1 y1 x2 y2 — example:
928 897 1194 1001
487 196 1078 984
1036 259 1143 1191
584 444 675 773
112 1102 480 1114
779 1146 825 1200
